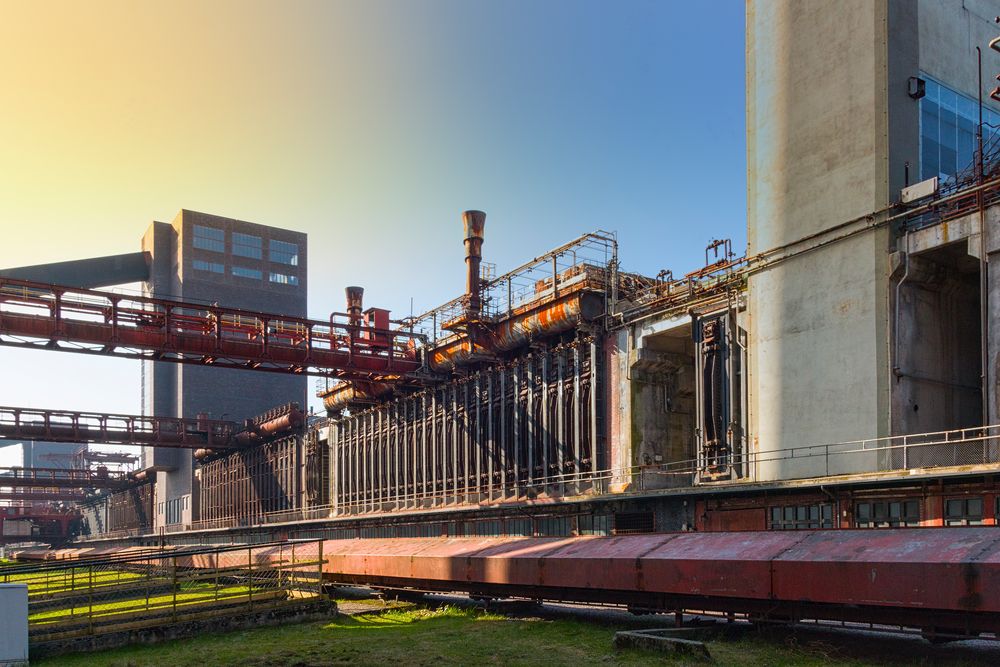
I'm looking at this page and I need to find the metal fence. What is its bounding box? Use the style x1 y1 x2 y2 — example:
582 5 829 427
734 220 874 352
188 423 1000 526
2 541 325 643
85 425 1000 536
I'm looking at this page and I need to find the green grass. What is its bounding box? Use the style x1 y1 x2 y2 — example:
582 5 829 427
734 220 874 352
31 605 1000 667
29 584 258 623
3 567 142 587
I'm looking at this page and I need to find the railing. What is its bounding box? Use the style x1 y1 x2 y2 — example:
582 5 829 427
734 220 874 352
0 466 129 490
400 231 620 344
0 405 240 451
173 423 1000 531
3 540 326 643
0 277 422 380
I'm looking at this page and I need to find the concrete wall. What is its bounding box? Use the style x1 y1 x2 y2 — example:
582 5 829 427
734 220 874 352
746 0 1000 480
143 210 308 528
747 0 892 480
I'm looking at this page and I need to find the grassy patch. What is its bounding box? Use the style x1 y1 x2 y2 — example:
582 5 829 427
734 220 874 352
29 584 259 623
31 605 1000 667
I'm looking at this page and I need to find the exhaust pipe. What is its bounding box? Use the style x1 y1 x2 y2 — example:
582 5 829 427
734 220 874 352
463 210 486 319
345 286 364 327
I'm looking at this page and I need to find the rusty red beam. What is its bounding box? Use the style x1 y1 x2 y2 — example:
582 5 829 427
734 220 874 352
0 277 423 380
0 466 128 489
0 405 241 450
0 489 85 501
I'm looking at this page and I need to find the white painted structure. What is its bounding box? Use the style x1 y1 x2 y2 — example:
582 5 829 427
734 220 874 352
0 584 28 667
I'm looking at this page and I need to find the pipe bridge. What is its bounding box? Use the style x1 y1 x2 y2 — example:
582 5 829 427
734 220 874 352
0 277 423 380
0 403 306 451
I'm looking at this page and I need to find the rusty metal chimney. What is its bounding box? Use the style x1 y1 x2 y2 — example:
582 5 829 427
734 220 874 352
345 286 364 327
463 210 486 318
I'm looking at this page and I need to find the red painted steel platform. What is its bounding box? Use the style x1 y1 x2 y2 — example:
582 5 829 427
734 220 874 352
316 530 1000 636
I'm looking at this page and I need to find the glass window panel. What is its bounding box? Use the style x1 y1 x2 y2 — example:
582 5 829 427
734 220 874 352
192 259 224 274
889 502 901 518
940 87 957 112
968 497 983 517
269 272 299 286
946 498 964 517
857 503 870 519
922 101 939 142
270 239 299 266
232 266 262 279
822 504 832 520
959 95 977 120
233 232 262 259
809 506 819 520
922 139 940 181
941 146 956 178
783 507 794 521
192 225 225 253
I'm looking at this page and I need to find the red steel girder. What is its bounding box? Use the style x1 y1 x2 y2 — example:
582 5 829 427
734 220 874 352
0 405 241 450
0 489 85 502
0 277 423 380
0 466 128 490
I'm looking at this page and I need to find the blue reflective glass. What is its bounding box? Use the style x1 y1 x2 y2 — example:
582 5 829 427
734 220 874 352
269 239 299 266
233 232 262 259
192 225 225 253
192 259 224 274
919 76 1000 181
232 266 262 279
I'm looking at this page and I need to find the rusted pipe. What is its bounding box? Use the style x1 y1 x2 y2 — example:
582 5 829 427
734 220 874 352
463 210 486 318
232 406 305 446
345 286 364 327
321 381 393 415
428 290 603 372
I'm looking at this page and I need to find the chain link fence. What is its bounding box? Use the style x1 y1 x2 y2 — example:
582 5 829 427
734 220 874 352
2 541 325 643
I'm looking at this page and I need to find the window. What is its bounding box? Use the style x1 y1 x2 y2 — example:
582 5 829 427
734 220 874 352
944 497 984 526
165 496 185 525
577 514 613 536
769 503 834 530
232 265 262 280
537 516 572 536
233 232 262 259
270 239 299 266
920 76 1000 183
855 500 920 528
269 271 299 286
192 224 225 252
614 511 655 534
506 518 533 536
192 259 224 274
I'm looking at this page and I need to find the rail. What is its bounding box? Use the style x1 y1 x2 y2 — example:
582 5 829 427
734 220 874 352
0 405 239 450
176 423 1000 530
400 231 620 344
4 540 326 644
0 277 422 380
0 466 129 490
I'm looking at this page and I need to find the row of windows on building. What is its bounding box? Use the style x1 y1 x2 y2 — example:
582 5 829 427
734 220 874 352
158 495 189 526
191 258 299 286
191 224 300 266
769 496 994 530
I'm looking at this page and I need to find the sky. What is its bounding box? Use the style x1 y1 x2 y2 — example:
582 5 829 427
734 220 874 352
0 1 746 465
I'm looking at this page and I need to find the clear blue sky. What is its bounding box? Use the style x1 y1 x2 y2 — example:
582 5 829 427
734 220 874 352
0 1 747 448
